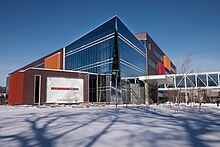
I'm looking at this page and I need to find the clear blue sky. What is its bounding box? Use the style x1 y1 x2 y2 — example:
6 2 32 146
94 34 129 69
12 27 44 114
1 0 220 86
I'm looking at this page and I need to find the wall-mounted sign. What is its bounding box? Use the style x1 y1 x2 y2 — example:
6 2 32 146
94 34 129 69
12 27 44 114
47 77 83 103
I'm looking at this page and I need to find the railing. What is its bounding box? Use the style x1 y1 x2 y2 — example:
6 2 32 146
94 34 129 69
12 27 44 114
159 72 220 91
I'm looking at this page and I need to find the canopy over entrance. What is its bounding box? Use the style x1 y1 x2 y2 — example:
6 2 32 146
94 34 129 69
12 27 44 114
139 75 173 85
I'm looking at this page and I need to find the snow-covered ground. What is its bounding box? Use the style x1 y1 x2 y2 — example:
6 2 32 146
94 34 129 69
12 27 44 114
0 104 220 147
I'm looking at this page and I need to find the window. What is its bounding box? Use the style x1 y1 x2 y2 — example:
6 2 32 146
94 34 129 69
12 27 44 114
171 66 175 73
140 40 151 50
197 74 207 87
148 58 157 69
176 76 185 87
153 49 162 61
148 42 151 50
35 63 44 68
208 74 218 86
165 70 170 75
34 75 41 104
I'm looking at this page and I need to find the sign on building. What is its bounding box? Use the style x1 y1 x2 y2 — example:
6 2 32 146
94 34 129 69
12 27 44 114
47 77 84 103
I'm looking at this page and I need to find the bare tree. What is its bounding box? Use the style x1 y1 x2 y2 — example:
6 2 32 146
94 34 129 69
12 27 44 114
197 88 205 109
73 93 81 104
0 86 6 105
165 90 178 104
0 86 6 93
98 75 106 106
177 54 193 105
65 92 74 104
178 54 194 74
65 92 82 104
188 89 194 107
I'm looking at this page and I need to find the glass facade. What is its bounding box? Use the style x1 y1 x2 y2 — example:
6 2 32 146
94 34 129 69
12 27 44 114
88 74 111 103
65 18 115 74
117 18 146 77
64 16 147 103
65 16 146 78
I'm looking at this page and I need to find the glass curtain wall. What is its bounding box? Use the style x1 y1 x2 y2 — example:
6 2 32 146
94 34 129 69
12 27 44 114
117 19 146 78
65 18 116 74
65 16 146 78
65 16 147 103
89 74 111 103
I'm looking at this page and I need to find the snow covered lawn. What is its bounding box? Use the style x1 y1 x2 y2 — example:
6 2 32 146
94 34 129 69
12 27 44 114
0 105 220 147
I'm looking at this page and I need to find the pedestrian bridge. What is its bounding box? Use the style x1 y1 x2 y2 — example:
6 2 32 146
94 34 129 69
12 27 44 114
158 72 220 91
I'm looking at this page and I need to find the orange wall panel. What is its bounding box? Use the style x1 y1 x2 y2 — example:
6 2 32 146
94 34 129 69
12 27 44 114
44 52 61 69
8 72 24 105
163 55 171 71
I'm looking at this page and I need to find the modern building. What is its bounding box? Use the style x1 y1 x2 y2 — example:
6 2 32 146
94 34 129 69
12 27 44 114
7 16 176 105
135 32 176 75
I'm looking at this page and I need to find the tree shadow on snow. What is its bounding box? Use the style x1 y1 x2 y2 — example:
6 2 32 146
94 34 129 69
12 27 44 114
0 106 220 147
124 106 220 147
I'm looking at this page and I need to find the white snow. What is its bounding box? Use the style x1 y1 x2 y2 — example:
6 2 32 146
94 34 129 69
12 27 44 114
0 104 220 147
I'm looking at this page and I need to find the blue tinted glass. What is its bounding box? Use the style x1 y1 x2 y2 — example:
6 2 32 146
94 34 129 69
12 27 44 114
208 74 218 86
197 74 207 87
148 58 156 69
65 17 116 74
119 38 146 77
35 63 44 68
176 76 185 88
153 49 162 61
140 40 150 49
116 18 146 77
65 18 115 73
65 16 147 77
186 75 196 87
171 66 175 73
65 17 116 53
65 38 114 74
117 18 146 53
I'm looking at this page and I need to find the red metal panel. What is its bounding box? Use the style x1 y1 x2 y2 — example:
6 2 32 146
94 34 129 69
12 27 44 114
157 62 165 75
8 72 24 105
